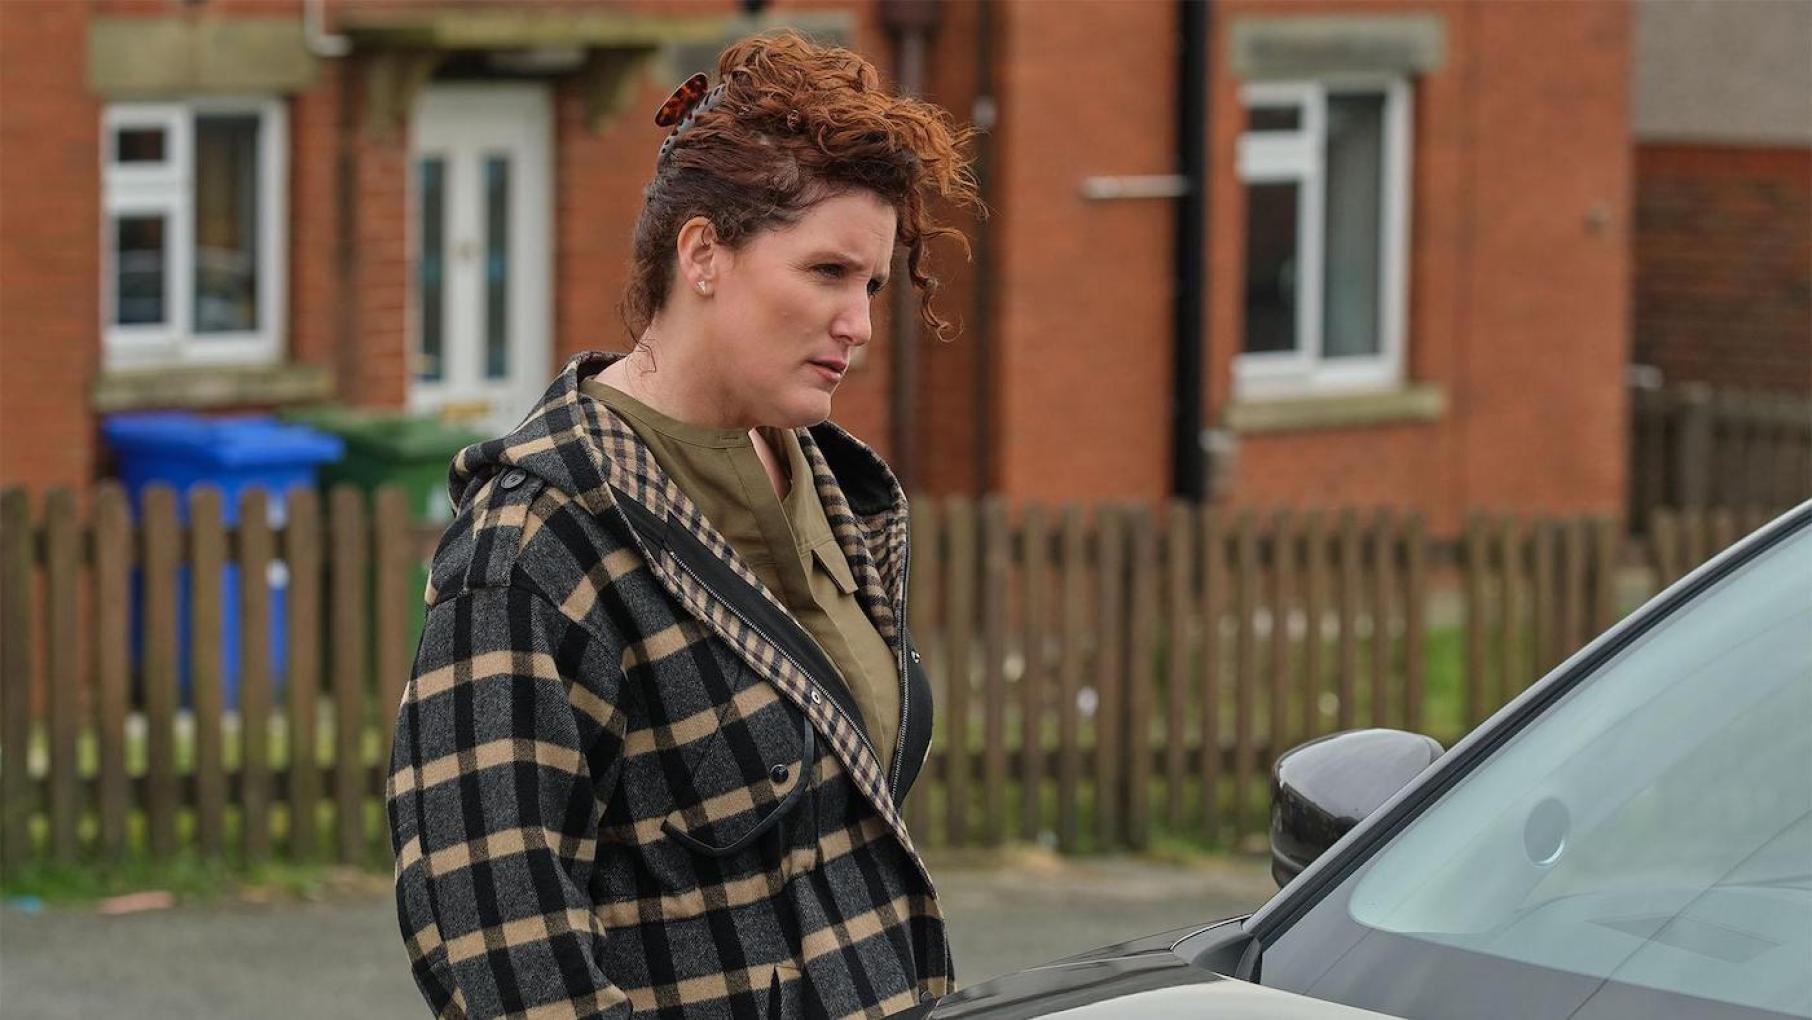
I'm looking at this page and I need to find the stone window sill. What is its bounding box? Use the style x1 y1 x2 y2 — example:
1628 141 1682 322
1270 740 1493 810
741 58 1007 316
93 363 334 413
1224 383 1446 435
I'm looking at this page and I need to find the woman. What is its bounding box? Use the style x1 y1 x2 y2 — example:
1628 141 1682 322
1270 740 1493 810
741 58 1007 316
387 31 979 1020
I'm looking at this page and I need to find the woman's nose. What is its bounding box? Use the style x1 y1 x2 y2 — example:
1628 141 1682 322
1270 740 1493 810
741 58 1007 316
833 305 872 349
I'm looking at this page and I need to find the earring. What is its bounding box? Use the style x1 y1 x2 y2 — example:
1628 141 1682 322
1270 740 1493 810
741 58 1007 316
697 281 710 295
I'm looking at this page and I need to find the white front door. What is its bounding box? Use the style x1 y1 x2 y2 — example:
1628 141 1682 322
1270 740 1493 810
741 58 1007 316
408 83 552 435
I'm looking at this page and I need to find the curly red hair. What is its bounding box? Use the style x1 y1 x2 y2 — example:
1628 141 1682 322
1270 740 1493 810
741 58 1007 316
622 30 982 343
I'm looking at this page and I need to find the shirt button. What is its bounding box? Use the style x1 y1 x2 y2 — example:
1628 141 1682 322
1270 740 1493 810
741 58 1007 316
769 763 790 784
499 469 526 490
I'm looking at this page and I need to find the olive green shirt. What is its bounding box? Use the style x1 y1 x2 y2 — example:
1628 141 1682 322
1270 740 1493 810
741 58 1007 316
579 377 901 764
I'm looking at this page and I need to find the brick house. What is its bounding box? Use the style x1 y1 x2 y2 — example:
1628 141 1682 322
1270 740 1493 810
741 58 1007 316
1 0 1632 534
1630 0 1811 396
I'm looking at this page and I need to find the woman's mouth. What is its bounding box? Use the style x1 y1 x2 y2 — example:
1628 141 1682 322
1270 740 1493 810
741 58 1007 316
808 358 847 384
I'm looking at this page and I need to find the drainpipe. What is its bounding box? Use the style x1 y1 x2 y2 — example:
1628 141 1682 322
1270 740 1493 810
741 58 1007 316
881 0 943 493
308 0 356 409
303 0 351 58
1172 0 1211 500
971 0 997 496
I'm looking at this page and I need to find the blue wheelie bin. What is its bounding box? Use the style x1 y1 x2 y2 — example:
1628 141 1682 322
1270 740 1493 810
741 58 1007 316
103 414 344 711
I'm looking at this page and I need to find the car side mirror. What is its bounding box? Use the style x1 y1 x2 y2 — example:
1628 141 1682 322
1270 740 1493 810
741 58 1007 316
1270 729 1443 887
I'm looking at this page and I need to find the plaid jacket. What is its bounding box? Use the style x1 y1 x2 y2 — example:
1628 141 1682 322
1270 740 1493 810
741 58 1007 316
387 352 947 1019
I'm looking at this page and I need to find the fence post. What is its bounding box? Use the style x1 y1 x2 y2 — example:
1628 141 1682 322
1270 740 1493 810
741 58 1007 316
95 484 131 863
240 489 275 864
1300 510 1326 741
45 489 81 864
1231 509 1258 846
1497 515 1524 699
1463 512 1489 728
1368 510 1393 728
1021 503 1050 842
1123 505 1157 851
1630 385 1666 534
1270 510 1297 754
330 486 369 865
1403 512 1427 736
1650 509 1680 590
1591 518 1620 633
1093 504 1126 850
143 486 181 860
943 497 975 848
0 488 36 877
191 486 227 860
1197 507 1224 844
979 496 1009 848
1335 509 1361 730
286 489 323 861
1674 383 1714 511
1162 501 1192 833
1057 505 1085 852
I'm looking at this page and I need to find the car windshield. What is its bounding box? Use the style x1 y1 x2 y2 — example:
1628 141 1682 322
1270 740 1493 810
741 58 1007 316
1261 517 1812 1020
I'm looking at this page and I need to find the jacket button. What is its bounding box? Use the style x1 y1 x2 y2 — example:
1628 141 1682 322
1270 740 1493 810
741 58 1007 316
769 763 790 784
910 649 922 664
499 469 526 490
809 688 822 705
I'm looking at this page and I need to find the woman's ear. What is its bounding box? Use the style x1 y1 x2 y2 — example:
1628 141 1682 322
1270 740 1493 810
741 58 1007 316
674 215 721 293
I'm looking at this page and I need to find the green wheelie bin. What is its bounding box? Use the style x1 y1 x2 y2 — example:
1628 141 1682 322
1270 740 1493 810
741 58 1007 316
279 407 484 658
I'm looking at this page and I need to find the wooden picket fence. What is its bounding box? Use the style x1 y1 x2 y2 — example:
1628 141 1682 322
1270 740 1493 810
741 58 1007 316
1629 383 1812 535
0 483 1788 878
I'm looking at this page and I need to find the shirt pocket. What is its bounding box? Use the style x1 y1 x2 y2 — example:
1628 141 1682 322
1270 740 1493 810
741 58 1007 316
810 539 859 597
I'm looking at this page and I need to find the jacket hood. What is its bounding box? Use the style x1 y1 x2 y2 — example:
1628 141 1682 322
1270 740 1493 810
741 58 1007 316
444 351 908 520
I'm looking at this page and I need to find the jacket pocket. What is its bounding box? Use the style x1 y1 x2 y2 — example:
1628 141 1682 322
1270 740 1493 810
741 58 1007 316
662 706 814 857
655 681 819 888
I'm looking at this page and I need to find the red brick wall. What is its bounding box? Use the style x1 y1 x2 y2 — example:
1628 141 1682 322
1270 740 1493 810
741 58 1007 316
0 1 101 495
1 0 1635 532
1633 144 1812 394
987 0 1180 505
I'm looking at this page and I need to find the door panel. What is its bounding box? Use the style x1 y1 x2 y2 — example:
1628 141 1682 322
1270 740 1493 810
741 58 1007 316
408 84 551 436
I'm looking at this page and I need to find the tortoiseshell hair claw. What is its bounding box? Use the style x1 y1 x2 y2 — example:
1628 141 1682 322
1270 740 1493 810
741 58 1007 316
655 73 729 165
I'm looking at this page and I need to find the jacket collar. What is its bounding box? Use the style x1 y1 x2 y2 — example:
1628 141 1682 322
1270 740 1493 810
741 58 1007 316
448 351 922 859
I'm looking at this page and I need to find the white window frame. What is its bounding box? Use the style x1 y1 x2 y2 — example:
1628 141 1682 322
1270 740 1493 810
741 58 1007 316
1235 77 1412 400
101 97 288 371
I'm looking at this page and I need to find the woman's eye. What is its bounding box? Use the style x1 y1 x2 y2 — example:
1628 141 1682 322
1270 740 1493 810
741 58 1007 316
814 264 844 279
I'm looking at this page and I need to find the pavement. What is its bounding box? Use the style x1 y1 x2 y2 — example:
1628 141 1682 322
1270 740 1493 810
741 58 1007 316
0 850 1276 1018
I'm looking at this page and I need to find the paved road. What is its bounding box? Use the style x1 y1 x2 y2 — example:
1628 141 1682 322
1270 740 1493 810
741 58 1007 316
0 851 1275 1018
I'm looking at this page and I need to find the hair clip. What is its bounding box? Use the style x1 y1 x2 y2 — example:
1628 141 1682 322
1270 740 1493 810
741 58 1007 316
654 73 711 128
655 73 729 165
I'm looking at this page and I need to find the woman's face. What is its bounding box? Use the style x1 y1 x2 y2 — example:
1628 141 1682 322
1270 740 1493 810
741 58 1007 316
705 189 897 428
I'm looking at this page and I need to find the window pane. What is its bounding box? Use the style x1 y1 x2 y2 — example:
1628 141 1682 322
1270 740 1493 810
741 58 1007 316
1322 93 1385 360
1243 181 1300 354
483 155 510 381
417 157 445 383
115 215 167 326
192 114 261 334
115 127 166 164
1247 105 1302 132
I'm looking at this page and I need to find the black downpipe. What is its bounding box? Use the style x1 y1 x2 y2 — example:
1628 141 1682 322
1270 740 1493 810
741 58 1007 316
1172 0 1212 500
971 0 997 496
880 0 941 492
